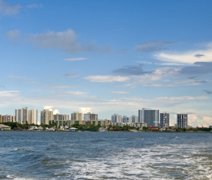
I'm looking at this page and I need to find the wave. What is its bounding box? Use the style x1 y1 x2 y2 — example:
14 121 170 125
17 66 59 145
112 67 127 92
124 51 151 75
53 143 212 180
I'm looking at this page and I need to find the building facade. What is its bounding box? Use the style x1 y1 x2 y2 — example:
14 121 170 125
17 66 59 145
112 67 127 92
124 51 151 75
111 114 122 124
28 109 38 124
40 109 53 125
138 108 159 127
160 113 169 128
177 114 188 128
130 115 138 124
15 108 38 124
84 112 98 121
71 112 83 121
1 115 15 123
15 107 28 124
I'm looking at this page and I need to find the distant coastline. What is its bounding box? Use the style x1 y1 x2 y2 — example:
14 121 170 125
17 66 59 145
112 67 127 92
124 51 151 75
0 122 211 133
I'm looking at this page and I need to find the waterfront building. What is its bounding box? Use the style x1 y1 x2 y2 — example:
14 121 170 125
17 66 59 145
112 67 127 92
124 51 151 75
99 119 111 128
15 108 39 124
84 112 98 121
177 114 188 128
122 116 129 124
138 110 143 123
138 108 159 127
28 109 38 124
111 114 122 124
0 115 2 123
53 114 69 121
160 113 169 128
40 109 53 125
71 112 83 121
15 107 28 124
2 115 15 123
130 115 138 123
51 114 70 127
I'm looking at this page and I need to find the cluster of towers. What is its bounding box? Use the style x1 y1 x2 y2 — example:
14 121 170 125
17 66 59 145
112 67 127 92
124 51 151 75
0 107 188 128
112 108 188 128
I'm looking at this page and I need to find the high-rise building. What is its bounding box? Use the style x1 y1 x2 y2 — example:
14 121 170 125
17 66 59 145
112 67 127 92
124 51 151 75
28 109 38 124
53 114 69 121
15 108 38 124
40 109 53 125
138 110 143 123
111 114 122 124
138 108 159 127
122 116 129 124
160 113 169 128
177 114 188 128
52 114 70 127
84 112 98 121
71 112 83 121
130 115 138 123
15 107 28 124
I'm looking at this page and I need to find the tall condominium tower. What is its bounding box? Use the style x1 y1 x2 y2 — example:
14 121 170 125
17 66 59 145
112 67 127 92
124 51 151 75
138 108 159 127
15 107 28 124
130 115 138 123
177 114 188 128
84 112 98 121
160 113 170 128
54 114 69 121
71 112 83 121
28 109 38 124
111 114 123 124
15 107 38 124
40 109 53 125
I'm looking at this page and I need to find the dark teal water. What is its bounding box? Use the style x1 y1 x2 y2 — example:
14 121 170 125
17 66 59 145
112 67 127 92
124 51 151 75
0 131 211 179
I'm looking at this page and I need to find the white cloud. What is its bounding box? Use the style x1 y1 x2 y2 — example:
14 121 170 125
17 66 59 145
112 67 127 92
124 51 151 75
157 96 208 102
189 114 212 127
64 57 88 62
156 47 212 64
53 109 60 115
0 90 22 109
43 106 60 115
79 107 92 114
66 91 87 96
43 106 53 111
0 0 21 15
0 90 19 97
130 67 179 86
85 75 129 83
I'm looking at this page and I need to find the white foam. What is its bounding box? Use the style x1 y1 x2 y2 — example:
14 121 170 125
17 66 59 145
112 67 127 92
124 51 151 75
56 143 212 180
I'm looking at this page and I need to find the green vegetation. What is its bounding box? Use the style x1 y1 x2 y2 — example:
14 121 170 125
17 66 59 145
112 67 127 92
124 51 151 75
108 125 136 131
2 122 31 130
72 124 100 131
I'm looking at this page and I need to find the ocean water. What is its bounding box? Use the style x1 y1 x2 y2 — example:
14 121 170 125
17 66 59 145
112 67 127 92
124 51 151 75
0 131 211 179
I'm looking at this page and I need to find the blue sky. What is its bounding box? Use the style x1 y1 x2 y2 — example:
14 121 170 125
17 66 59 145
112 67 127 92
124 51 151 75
0 0 212 126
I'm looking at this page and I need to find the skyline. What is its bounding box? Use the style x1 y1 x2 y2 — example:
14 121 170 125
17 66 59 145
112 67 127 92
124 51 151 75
0 0 212 127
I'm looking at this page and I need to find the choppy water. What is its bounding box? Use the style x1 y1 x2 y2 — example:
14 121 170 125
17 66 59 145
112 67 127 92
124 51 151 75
0 131 211 179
